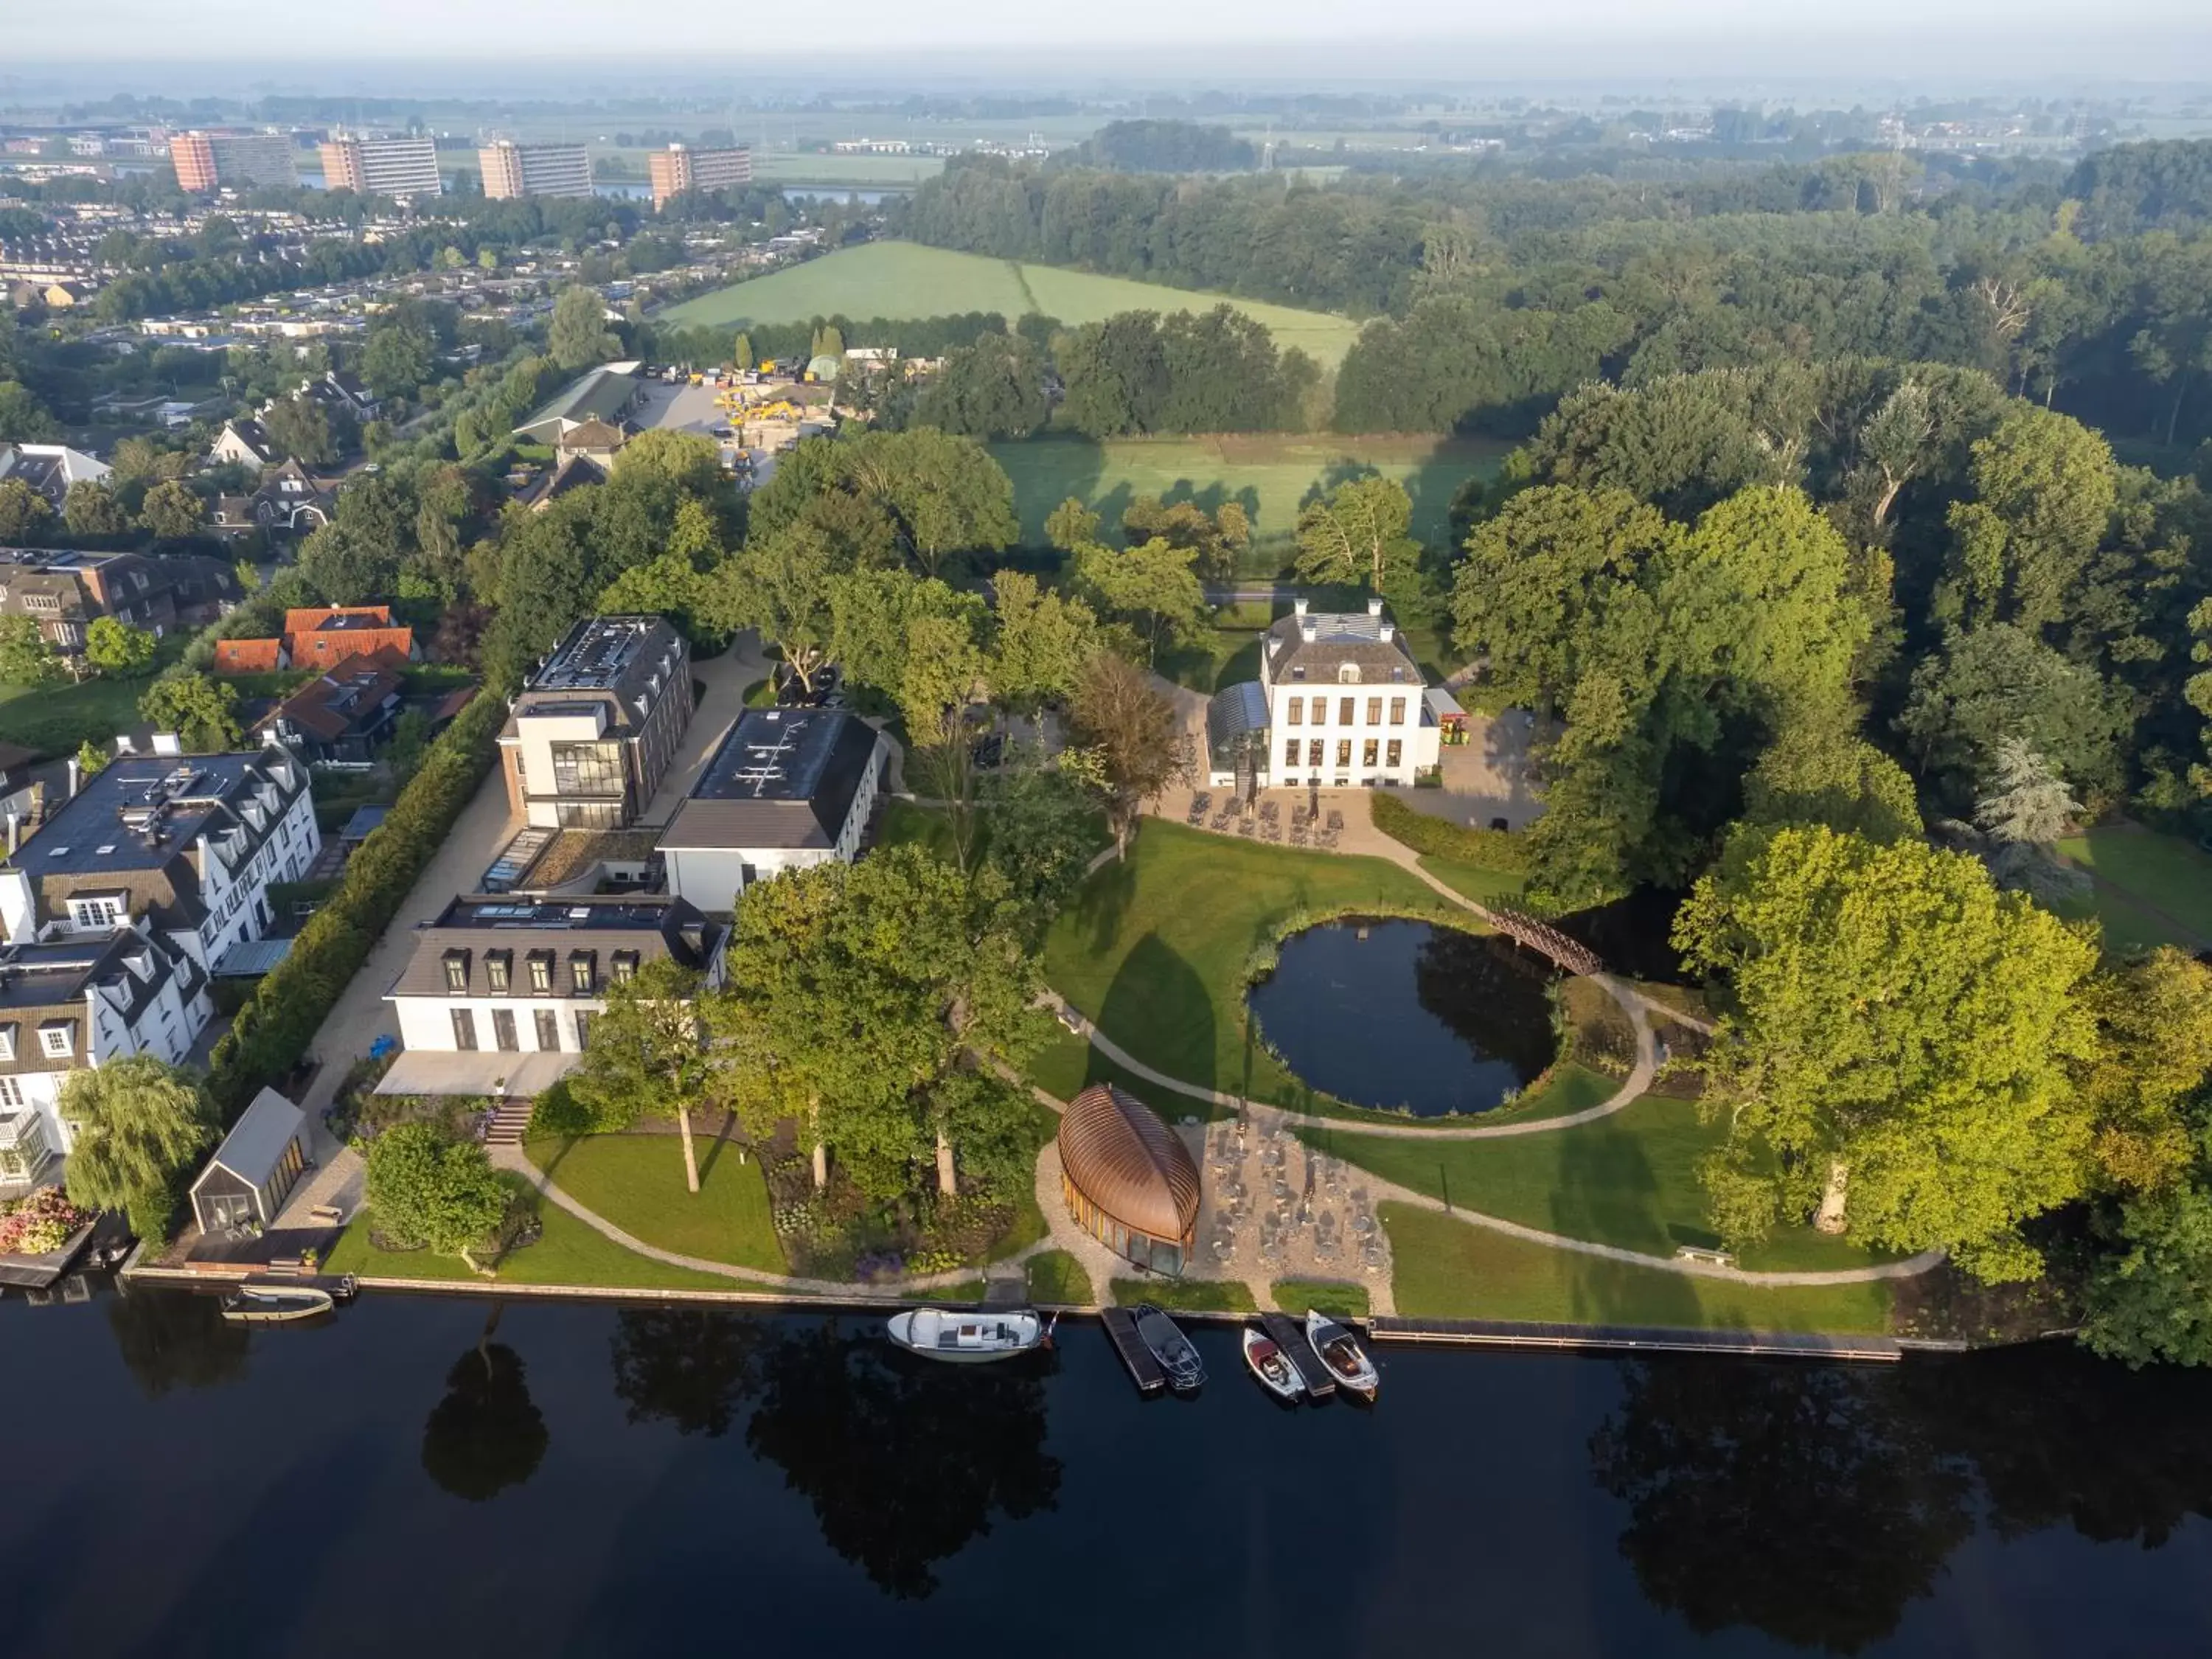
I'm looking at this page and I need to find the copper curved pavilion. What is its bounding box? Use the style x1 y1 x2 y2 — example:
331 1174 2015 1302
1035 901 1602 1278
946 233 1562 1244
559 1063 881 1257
1057 1082 1201 1276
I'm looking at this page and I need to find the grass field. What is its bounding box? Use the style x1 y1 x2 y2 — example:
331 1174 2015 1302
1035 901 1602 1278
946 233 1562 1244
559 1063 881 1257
2056 824 2212 950
1110 1277 1259 1313
1272 1279 1370 1318
1025 1249 1095 1305
1382 1206 1896 1333
1043 821 1465 1109
324 1187 737 1292
992 433 1503 557
1317 1093 1898 1274
658 241 1365 366
524 1132 787 1273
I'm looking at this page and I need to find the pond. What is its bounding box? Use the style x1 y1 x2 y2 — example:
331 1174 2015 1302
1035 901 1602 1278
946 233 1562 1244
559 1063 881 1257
1245 919 1558 1116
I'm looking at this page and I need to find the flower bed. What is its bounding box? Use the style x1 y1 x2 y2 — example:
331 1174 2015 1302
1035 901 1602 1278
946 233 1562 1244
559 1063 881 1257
0 1188 88 1256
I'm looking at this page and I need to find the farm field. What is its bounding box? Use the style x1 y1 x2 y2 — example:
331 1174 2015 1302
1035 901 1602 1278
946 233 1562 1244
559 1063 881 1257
658 241 1366 366
991 432 1505 554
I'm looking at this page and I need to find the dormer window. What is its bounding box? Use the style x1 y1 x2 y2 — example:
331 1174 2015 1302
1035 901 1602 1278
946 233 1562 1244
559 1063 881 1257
1338 664 1360 684
39 1021 73 1059
442 948 470 993
569 950 597 995
0 1028 15 1062
527 950 554 993
612 950 639 986
69 897 122 929
486 950 511 993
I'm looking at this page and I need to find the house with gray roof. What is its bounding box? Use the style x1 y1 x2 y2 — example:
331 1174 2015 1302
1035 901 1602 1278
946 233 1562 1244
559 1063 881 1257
512 362 642 445
379 893 726 1098
1205 597 1442 791
0 924 212 1197
656 707 884 911
188 1087 307 1234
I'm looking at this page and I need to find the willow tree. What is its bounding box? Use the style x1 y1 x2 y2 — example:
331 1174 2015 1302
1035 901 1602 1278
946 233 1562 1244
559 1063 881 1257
1674 823 2101 1280
61 1056 216 1241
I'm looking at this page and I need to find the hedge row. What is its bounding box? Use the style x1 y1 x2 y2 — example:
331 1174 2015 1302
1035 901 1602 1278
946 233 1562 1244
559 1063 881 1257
205 686 509 1119
1369 791 1530 873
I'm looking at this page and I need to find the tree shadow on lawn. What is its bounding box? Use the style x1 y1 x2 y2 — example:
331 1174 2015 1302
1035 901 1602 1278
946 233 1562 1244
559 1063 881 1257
1551 1107 1717 1329
1096 930 1216 1097
1065 844 1139 963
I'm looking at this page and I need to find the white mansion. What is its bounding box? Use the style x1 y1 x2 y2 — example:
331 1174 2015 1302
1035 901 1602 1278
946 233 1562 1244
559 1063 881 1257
1206 598 1455 792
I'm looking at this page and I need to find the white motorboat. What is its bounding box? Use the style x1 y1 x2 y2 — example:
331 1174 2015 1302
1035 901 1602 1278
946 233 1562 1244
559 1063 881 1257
885 1307 1048 1363
1133 1304 1206 1391
1241 1326 1304 1402
220 1286 335 1324
1304 1308 1379 1400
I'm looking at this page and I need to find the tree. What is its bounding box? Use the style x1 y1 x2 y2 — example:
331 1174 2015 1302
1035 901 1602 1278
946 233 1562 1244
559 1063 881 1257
2188 596 2212 796
139 672 243 751
0 479 53 543
911 332 1049 439
1742 722 1924 844
2083 1178 2212 1368
63 479 129 539
0 379 59 441
136 479 204 540
262 394 336 466
1970 737 2087 905
298 519 403 607
734 331 754 372
0 615 61 687
548 284 619 370
60 1057 216 1241
2076 948 2212 1194
1122 495 1250 582
364 1122 509 1269
1068 653 1185 854
361 316 437 401
1293 476 1422 595
1674 824 2103 1279
714 526 839 692
1043 496 1099 552
84 616 157 677
1896 625 2126 806
984 745 1106 945
1072 537 1206 662
74 738 109 780
1942 407 2116 630
986 571 1099 716
613 428 730 502
568 958 714 1194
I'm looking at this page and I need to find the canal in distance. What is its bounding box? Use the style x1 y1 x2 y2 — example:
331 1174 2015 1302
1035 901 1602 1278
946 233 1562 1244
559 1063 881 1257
7 1287 2211 1657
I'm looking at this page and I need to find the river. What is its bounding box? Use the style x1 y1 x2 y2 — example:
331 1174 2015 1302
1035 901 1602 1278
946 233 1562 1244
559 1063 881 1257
8 1287 2211 1657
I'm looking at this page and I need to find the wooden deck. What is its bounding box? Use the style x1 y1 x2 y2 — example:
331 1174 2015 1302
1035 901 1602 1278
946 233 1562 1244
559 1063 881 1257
1099 1305 1167 1394
1259 1310 1336 1398
1366 1316 1901 1363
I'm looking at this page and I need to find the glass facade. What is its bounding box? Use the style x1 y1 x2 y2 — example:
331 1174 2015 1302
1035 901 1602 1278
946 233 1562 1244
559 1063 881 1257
1060 1171 1189 1278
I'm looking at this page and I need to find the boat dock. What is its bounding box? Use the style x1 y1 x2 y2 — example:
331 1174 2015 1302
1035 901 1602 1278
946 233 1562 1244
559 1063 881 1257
1259 1310 1335 1398
1366 1317 1902 1363
1099 1306 1167 1394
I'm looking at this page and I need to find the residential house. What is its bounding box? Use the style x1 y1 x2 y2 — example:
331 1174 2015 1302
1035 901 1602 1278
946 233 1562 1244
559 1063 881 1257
187 1088 307 1234
206 419 278 470
515 453 608 512
1204 598 1444 791
656 708 884 911
0 443 110 510
252 658 404 763
0 745 320 977
212 638 289 675
281 605 417 670
296 369 378 425
0 549 180 654
251 459 336 535
377 893 726 1098
554 418 630 467
0 925 213 1195
498 615 692 830
511 364 641 446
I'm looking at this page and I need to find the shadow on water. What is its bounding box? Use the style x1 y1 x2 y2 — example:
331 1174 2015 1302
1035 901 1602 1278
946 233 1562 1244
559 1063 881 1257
611 1305 770 1438
105 1282 248 1398
1554 886 1693 984
1096 929 1214 1097
421 1304 549 1503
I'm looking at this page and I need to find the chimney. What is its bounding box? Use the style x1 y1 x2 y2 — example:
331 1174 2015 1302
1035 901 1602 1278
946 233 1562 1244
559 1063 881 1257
1367 596 1384 619
1293 597 1309 617
66 757 80 799
1300 620 1317 643
1380 622 1396 643
153 731 182 756
5 813 15 857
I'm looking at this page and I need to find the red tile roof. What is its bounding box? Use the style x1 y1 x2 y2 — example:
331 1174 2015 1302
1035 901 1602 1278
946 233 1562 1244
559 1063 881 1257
212 639 286 675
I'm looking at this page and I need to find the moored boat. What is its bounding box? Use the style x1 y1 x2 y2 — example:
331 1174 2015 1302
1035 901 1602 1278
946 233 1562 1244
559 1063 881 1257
1241 1326 1304 1402
885 1307 1048 1363
220 1285 335 1324
1305 1308 1379 1400
1133 1304 1206 1392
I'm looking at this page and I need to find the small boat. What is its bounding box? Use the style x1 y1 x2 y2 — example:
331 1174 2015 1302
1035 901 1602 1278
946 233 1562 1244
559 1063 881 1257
220 1286 335 1324
1305 1308 1379 1400
1242 1326 1305 1402
886 1307 1048 1363
1133 1304 1206 1392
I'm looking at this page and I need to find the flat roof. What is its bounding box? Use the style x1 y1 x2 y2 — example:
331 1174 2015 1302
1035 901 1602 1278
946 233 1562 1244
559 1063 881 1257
431 896 689 932
524 614 681 698
14 751 288 880
692 707 854 802
661 710 880 852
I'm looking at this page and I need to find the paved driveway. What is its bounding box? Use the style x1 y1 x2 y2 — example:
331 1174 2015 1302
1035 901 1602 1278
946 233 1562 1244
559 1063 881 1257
643 633 769 823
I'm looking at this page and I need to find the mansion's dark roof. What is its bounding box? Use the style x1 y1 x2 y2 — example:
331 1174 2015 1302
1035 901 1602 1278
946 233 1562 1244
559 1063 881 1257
387 893 724 1000
1264 608 1422 686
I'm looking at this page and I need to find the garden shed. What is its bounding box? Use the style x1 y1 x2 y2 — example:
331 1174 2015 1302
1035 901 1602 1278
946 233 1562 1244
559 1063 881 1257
189 1088 308 1234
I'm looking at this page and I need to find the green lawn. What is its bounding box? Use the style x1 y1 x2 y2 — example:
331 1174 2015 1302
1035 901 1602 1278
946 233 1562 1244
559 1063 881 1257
1025 1248 1095 1305
1025 1026 1224 1121
523 1132 787 1273
1318 1094 1898 1273
912 1279 988 1302
994 433 1503 560
2057 824 2212 948
1043 820 1464 1109
1382 1206 1896 1333
0 674 155 756
659 241 1364 366
1111 1277 1259 1313
1272 1279 1369 1318
324 1193 737 1293
1416 853 1529 908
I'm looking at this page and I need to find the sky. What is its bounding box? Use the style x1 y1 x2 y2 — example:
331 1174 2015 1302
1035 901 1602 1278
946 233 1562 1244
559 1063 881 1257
8 0 2212 82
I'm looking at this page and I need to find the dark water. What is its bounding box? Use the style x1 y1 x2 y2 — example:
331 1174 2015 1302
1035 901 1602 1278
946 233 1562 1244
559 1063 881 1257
7 1290 2212 1658
1247 919 1559 1115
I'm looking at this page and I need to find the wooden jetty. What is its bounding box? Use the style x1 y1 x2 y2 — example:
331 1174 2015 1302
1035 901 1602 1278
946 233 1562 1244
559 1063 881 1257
1099 1306 1167 1394
1366 1317 1901 1363
1259 1310 1336 1398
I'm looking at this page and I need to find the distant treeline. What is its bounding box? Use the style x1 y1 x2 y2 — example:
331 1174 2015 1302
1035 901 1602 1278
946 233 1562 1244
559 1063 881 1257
1057 119 1256 175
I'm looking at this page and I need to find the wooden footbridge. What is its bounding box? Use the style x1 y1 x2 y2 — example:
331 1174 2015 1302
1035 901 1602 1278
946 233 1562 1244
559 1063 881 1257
1486 906 1606 978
